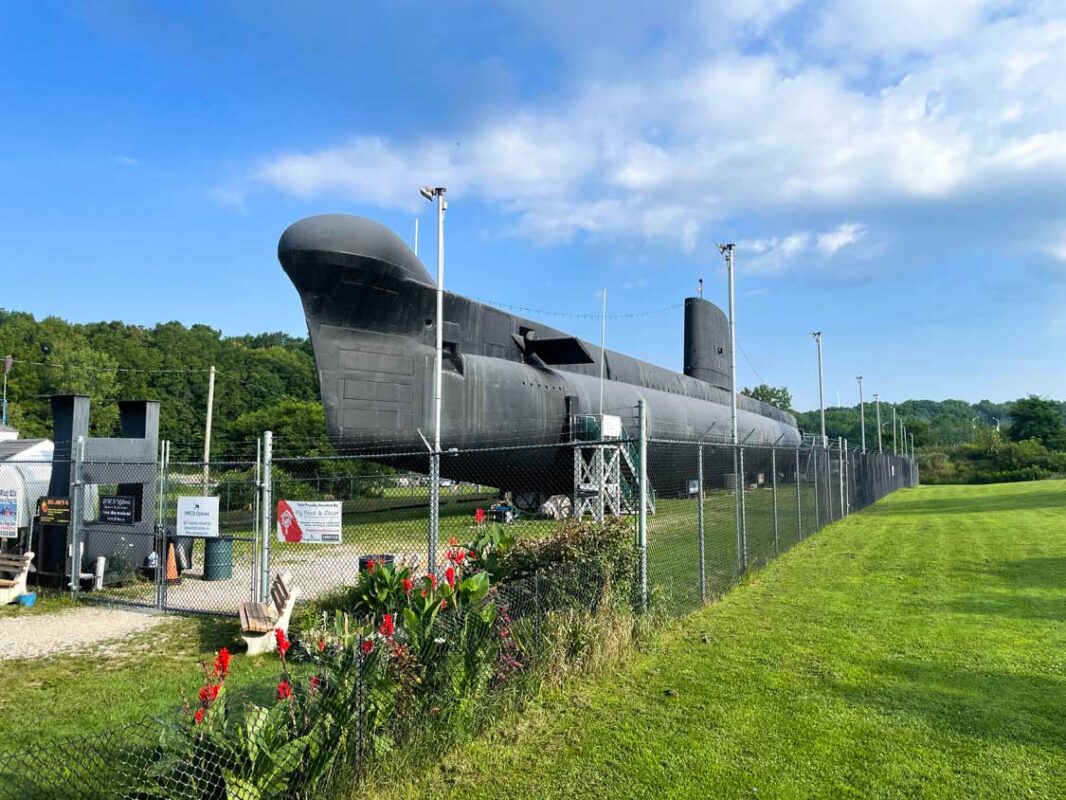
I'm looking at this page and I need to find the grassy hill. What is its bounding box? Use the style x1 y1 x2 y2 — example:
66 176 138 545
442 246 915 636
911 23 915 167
368 480 1066 800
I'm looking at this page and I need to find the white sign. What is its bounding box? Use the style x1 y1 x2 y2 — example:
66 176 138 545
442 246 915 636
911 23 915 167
277 500 342 544
601 414 622 439
176 496 220 538
0 486 18 539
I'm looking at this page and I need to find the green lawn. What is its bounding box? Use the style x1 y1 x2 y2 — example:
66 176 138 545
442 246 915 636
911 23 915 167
366 480 1066 800
0 613 302 748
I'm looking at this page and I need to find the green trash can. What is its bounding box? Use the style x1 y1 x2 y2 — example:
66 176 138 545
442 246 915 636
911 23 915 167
203 537 233 581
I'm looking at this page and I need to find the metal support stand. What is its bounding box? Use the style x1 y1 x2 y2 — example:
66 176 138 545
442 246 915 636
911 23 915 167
838 437 846 520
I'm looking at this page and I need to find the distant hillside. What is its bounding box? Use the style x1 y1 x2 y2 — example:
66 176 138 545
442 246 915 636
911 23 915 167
791 398 1032 448
0 309 318 459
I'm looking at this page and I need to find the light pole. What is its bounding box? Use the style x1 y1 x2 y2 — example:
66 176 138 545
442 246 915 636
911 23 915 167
718 243 738 449
874 393 882 453
857 376 866 453
718 242 745 571
892 406 898 455
421 186 447 574
812 332 826 448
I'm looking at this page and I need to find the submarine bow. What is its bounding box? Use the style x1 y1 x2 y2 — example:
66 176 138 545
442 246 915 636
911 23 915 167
279 214 800 491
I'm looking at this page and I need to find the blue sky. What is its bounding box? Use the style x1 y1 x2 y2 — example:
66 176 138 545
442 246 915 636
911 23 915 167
3 1 1066 411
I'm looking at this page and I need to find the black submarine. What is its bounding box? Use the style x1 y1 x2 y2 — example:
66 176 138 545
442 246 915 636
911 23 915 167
279 214 800 495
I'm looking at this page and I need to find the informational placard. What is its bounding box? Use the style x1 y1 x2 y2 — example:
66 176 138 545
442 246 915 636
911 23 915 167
277 500 342 544
176 496 219 538
0 487 17 539
100 495 135 525
38 497 71 526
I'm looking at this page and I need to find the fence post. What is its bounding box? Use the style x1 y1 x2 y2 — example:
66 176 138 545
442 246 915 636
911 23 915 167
838 437 846 520
155 439 166 610
637 399 648 612
68 435 86 599
259 430 273 604
251 436 262 603
697 443 705 604
428 449 440 577
771 447 779 555
825 442 833 522
812 447 820 529
795 446 802 539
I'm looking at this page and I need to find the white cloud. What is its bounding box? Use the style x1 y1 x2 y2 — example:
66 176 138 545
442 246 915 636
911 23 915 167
251 1 1066 268
816 223 866 255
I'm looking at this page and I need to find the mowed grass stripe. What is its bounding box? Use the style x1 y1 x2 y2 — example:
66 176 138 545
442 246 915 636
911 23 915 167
370 481 1066 800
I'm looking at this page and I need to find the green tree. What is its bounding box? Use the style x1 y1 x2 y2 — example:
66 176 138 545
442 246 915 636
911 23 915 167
1008 395 1065 449
743 384 793 413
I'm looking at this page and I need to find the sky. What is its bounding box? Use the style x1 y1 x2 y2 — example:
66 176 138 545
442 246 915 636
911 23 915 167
3 0 1066 411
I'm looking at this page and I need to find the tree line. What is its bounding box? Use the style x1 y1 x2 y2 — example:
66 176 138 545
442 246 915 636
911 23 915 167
4 310 1063 485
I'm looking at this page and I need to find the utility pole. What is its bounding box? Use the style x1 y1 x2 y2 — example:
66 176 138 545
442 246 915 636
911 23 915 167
857 375 866 453
874 393 882 453
812 332 826 448
421 186 447 574
202 365 216 493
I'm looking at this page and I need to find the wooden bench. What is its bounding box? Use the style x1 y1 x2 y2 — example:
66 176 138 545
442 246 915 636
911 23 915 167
0 551 34 605
239 572 300 656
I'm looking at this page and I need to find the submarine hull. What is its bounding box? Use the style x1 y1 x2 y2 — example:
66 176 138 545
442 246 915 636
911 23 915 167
279 215 801 493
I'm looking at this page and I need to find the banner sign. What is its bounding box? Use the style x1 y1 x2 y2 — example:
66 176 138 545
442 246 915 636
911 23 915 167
38 497 71 526
100 495 136 525
176 496 220 538
277 500 342 544
0 487 17 539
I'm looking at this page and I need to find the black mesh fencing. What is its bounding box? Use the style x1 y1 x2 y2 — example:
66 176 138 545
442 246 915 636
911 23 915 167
0 423 916 799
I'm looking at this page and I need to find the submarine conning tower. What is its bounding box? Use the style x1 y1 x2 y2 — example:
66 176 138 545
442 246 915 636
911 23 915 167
683 297 731 390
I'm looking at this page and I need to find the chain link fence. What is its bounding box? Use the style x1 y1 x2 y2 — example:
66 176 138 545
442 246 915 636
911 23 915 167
0 404 917 799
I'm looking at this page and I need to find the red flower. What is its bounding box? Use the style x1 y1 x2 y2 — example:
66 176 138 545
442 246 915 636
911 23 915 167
367 559 377 572
214 647 231 679
440 599 448 610
274 628 291 657
277 680 293 701
474 507 486 524
198 684 220 703
448 536 458 547
428 574 438 589
467 549 478 561
402 577 413 594
420 588 428 598
379 613 395 639
194 707 205 725
445 566 456 589
454 549 466 564
309 675 321 691
317 639 326 652
360 639 374 654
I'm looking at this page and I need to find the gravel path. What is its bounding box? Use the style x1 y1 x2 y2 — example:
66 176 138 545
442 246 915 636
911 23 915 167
0 607 166 661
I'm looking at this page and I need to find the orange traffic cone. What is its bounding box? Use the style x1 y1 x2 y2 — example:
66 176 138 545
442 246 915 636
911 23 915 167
165 543 181 585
